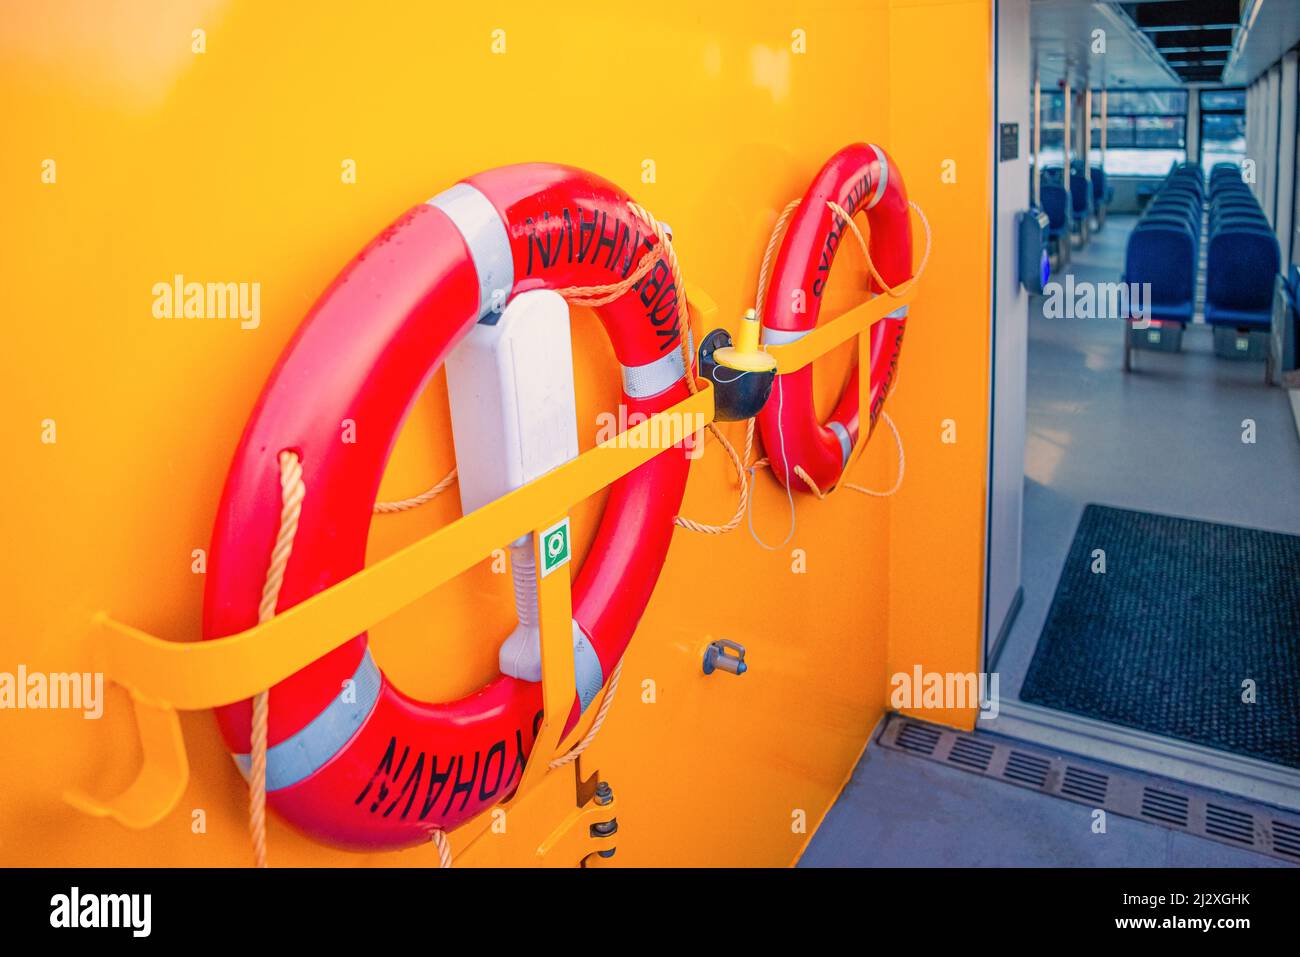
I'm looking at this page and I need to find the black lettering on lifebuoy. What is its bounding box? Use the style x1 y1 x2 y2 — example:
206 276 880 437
577 208 598 266
505 726 528 791
812 174 872 299
354 735 398 807
522 208 681 350
384 750 424 818
479 740 507 801
445 751 481 816
354 716 542 823
418 754 453 821
871 326 907 425
562 208 575 264
595 212 619 269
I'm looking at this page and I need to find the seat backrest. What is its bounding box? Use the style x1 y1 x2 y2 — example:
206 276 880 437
1090 166 1106 202
1145 205 1199 232
1040 183 1068 228
1207 229 1281 312
1069 172 1090 213
1126 227 1195 306
1211 214 1270 235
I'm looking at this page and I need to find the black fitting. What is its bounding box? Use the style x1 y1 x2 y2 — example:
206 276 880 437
698 327 776 421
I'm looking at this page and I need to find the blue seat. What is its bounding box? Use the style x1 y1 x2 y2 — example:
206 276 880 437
1070 171 1091 221
1040 184 1069 241
1211 215 1269 235
1145 205 1198 226
1125 225 1196 324
1205 228 1280 329
1211 196 1260 211
1090 166 1110 207
1145 207 1199 236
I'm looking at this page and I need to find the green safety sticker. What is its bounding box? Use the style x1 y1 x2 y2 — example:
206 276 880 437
540 518 571 578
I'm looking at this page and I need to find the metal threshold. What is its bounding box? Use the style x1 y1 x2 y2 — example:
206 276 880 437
979 699 1300 813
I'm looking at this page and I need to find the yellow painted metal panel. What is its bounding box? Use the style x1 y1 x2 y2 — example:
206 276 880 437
0 0 994 867
885 0 993 733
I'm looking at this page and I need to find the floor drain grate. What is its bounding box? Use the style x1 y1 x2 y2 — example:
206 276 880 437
1141 787 1190 827
1061 766 1109 804
1272 820 1300 860
895 720 942 755
948 736 995 772
878 715 1300 864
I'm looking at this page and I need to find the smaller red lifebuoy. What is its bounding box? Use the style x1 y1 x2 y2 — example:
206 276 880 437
757 143 912 493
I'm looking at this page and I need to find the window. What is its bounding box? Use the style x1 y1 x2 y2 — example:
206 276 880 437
1087 90 1187 176
1033 91 1067 169
1199 89 1246 169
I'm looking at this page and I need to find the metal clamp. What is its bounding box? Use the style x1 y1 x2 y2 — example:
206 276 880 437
702 639 747 676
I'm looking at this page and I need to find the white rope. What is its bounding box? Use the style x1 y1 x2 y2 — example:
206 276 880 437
429 828 452 868
248 449 307 869
843 411 905 497
549 660 624 769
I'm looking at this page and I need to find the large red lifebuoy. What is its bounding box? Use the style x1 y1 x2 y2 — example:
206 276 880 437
757 143 912 493
202 164 693 850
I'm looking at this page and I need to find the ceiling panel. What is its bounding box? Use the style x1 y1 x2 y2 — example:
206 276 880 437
1031 0 1181 90
1121 0 1242 85
1223 0 1300 86
1030 0 1292 90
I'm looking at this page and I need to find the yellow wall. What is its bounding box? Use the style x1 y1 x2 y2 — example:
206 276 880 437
886 0 993 732
0 0 992 866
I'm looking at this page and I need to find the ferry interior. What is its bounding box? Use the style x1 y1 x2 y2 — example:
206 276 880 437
803 0 1300 868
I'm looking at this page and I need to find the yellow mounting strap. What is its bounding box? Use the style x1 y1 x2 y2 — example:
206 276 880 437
65 280 914 838
762 286 916 496
65 287 719 833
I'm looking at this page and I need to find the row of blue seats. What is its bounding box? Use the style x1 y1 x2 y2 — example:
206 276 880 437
1123 164 1204 325
1039 164 1110 247
1205 163 1279 330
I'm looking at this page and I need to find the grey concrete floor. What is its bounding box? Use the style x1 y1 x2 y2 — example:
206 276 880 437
800 215 1300 867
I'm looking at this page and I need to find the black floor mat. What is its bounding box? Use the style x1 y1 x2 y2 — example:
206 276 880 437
1020 504 1300 769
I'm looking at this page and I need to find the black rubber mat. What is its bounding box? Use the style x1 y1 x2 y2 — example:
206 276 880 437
1021 504 1300 769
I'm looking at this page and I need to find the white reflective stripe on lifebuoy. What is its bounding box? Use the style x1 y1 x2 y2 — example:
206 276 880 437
428 183 515 322
827 420 853 469
761 326 811 347
866 144 889 210
234 649 381 793
572 621 604 712
886 305 909 319
621 344 687 398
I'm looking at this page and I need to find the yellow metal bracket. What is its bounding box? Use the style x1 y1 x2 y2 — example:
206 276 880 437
64 280 914 844
762 287 915 374
66 287 717 831
535 788 618 866
763 287 916 495
64 689 188 829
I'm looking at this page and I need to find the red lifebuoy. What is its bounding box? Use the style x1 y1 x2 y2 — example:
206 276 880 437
202 164 693 850
757 144 912 493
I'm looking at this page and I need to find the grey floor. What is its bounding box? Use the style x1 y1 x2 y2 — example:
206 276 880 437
801 214 1300 867
800 742 1289 867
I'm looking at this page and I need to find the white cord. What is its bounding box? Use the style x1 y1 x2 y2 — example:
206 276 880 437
845 411 905 497
747 376 798 550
